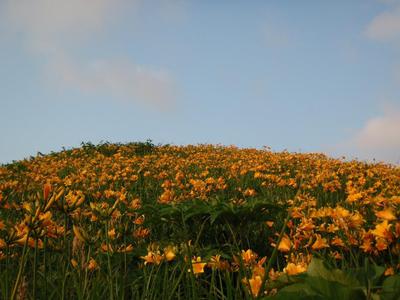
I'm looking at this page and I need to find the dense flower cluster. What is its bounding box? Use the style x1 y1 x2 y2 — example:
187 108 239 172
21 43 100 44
0 143 399 298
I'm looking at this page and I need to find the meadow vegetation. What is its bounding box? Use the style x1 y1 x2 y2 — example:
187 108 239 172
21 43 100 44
0 141 399 299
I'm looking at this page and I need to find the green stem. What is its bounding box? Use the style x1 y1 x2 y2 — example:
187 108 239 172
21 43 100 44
11 230 31 300
5 244 9 300
33 237 38 300
260 210 291 296
43 237 47 299
105 221 114 300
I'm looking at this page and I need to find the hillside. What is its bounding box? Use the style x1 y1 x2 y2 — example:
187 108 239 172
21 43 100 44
0 142 399 299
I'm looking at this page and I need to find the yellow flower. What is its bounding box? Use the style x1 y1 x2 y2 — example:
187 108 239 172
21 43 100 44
375 209 396 221
163 245 176 262
311 234 329 250
108 228 116 239
346 192 363 203
278 235 291 253
284 262 307 275
371 220 392 239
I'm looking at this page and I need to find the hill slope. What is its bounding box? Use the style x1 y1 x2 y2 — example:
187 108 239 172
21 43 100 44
0 142 399 299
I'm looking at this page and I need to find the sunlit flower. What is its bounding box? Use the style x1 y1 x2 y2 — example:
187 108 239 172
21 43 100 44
371 220 392 240
284 262 307 275
278 235 291 253
190 256 207 275
375 209 396 221
311 234 329 250
241 249 257 264
248 275 263 297
141 251 163 265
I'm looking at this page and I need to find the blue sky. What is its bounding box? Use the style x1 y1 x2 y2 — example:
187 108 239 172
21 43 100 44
1 0 400 164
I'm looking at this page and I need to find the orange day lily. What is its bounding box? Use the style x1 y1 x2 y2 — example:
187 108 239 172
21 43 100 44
375 209 396 221
190 256 207 275
278 235 291 253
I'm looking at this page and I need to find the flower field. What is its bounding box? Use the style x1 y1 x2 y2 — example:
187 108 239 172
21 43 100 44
0 141 399 299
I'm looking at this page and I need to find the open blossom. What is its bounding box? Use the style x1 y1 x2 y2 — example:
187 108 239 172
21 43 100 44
371 220 392 240
141 251 163 265
311 234 329 250
284 262 307 275
241 249 257 264
375 209 396 221
190 256 207 275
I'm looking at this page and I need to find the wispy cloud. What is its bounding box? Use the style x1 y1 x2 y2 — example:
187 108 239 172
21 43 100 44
2 0 178 109
47 55 177 109
365 2 400 42
334 106 400 164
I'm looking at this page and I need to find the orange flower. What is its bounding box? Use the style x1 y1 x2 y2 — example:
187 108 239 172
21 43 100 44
163 245 177 262
384 267 394 276
141 251 163 265
265 221 274 228
360 235 374 253
331 236 345 247
243 188 256 197
108 228 116 239
71 258 78 269
375 209 396 221
248 275 263 297
159 189 174 204
371 220 392 240
346 191 363 203
87 258 99 271
278 235 291 253
298 219 315 231
190 256 207 275
43 182 52 201
376 238 389 251
311 234 329 250
241 249 257 264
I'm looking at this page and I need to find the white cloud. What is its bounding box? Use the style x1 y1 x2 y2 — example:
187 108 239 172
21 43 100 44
365 5 400 41
47 55 177 109
2 0 178 109
3 0 118 53
342 108 400 164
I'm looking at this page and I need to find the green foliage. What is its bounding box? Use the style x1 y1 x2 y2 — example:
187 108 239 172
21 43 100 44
266 258 400 300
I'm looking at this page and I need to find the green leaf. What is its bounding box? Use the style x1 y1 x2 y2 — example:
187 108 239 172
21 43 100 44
306 258 360 287
380 275 400 300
